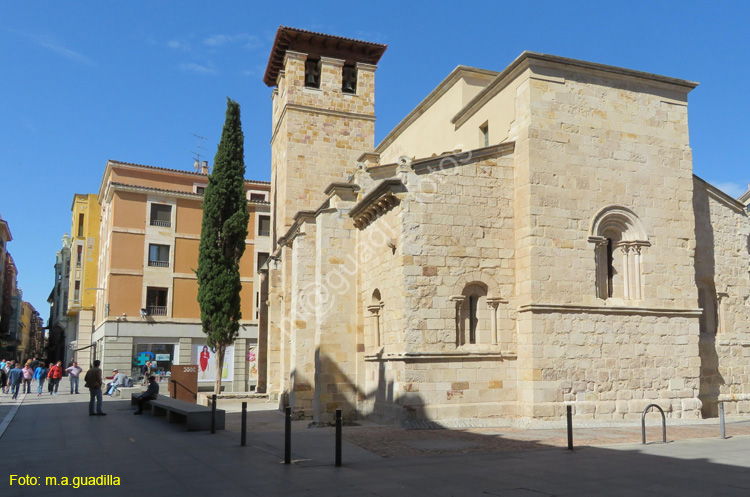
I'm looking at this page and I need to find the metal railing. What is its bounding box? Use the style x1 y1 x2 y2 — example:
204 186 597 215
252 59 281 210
258 230 270 237
169 379 197 400
147 306 167 316
148 260 169 267
641 404 667 444
150 219 171 227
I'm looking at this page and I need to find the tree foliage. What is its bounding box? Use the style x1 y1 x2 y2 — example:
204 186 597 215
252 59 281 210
197 98 249 395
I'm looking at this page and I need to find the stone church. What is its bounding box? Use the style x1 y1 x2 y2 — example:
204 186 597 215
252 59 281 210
257 26 750 425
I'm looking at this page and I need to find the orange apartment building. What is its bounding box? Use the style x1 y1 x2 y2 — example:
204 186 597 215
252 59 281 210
92 160 271 391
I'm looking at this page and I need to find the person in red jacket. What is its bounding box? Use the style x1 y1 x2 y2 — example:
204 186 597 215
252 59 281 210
48 361 63 395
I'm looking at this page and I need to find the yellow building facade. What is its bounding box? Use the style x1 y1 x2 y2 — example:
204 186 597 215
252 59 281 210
92 160 270 391
67 193 100 368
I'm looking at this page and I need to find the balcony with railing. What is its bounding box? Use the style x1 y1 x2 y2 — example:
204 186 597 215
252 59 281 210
147 306 167 316
258 230 270 237
150 219 171 228
148 260 169 268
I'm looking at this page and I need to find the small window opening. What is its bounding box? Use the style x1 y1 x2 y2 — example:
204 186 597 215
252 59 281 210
76 245 83 267
305 59 321 88
606 238 614 298
468 295 478 344
257 252 270 271
146 287 168 316
250 193 266 202
480 122 489 147
148 244 170 267
258 216 271 237
78 213 85 237
150 204 172 227
342 65 357 94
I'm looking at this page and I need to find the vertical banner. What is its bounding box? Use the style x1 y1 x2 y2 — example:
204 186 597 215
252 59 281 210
194 345 234 382
247 346 257 383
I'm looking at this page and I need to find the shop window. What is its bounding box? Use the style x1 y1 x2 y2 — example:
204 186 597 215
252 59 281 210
150 204 172 228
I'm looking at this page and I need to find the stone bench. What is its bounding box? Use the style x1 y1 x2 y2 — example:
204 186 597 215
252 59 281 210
149 396 226 431
131 392 166 411
117 386 146 399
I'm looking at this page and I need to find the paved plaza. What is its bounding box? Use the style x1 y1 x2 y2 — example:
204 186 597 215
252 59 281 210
2 391 750 496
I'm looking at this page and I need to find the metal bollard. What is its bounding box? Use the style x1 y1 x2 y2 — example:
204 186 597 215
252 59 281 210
241 402 247 446
566 405 573 451
335 409 342 467
719 401 726 439
284 406 291 464
211 394 217 434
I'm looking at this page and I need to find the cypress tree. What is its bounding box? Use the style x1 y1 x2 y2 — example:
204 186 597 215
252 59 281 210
197 98 249 396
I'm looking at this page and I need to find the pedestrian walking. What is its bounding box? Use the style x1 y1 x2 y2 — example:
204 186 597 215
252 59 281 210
66 362 83 394
21 363 33 394
84 360 106 416
0 367 7 394
8 363 23 400
48 361 63 395
34 363 48 396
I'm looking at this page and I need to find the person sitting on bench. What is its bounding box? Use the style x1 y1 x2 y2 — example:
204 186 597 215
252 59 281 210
134 376 159 415
105 369 129 396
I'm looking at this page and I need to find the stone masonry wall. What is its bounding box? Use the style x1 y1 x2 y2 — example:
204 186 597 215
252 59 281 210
694 180 750 416
525 310 701 420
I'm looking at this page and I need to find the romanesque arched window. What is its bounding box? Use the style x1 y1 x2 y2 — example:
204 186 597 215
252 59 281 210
588 206 649 301
367 289 383 348
460 283 489 345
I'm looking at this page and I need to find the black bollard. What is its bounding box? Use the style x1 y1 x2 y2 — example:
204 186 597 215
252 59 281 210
241 402 247 446
284 406 291 464
211 394 217 434
566 405 573 450
335 409 342 467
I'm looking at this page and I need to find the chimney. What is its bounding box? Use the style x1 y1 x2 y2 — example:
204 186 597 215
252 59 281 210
201 161 209 175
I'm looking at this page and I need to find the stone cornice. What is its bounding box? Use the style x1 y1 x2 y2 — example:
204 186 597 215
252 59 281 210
452 51 699 129
694 175 746 215
324 182 360 201
518 303 702 317
374 65 498 154
365 350 517 362
279 210 317 247
349 179 405 229
411 142 515 174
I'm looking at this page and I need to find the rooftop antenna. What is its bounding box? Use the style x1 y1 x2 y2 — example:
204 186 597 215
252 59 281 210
191 132 207 171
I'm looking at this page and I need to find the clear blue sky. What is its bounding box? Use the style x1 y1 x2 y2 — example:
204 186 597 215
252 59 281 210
2 1 749 318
